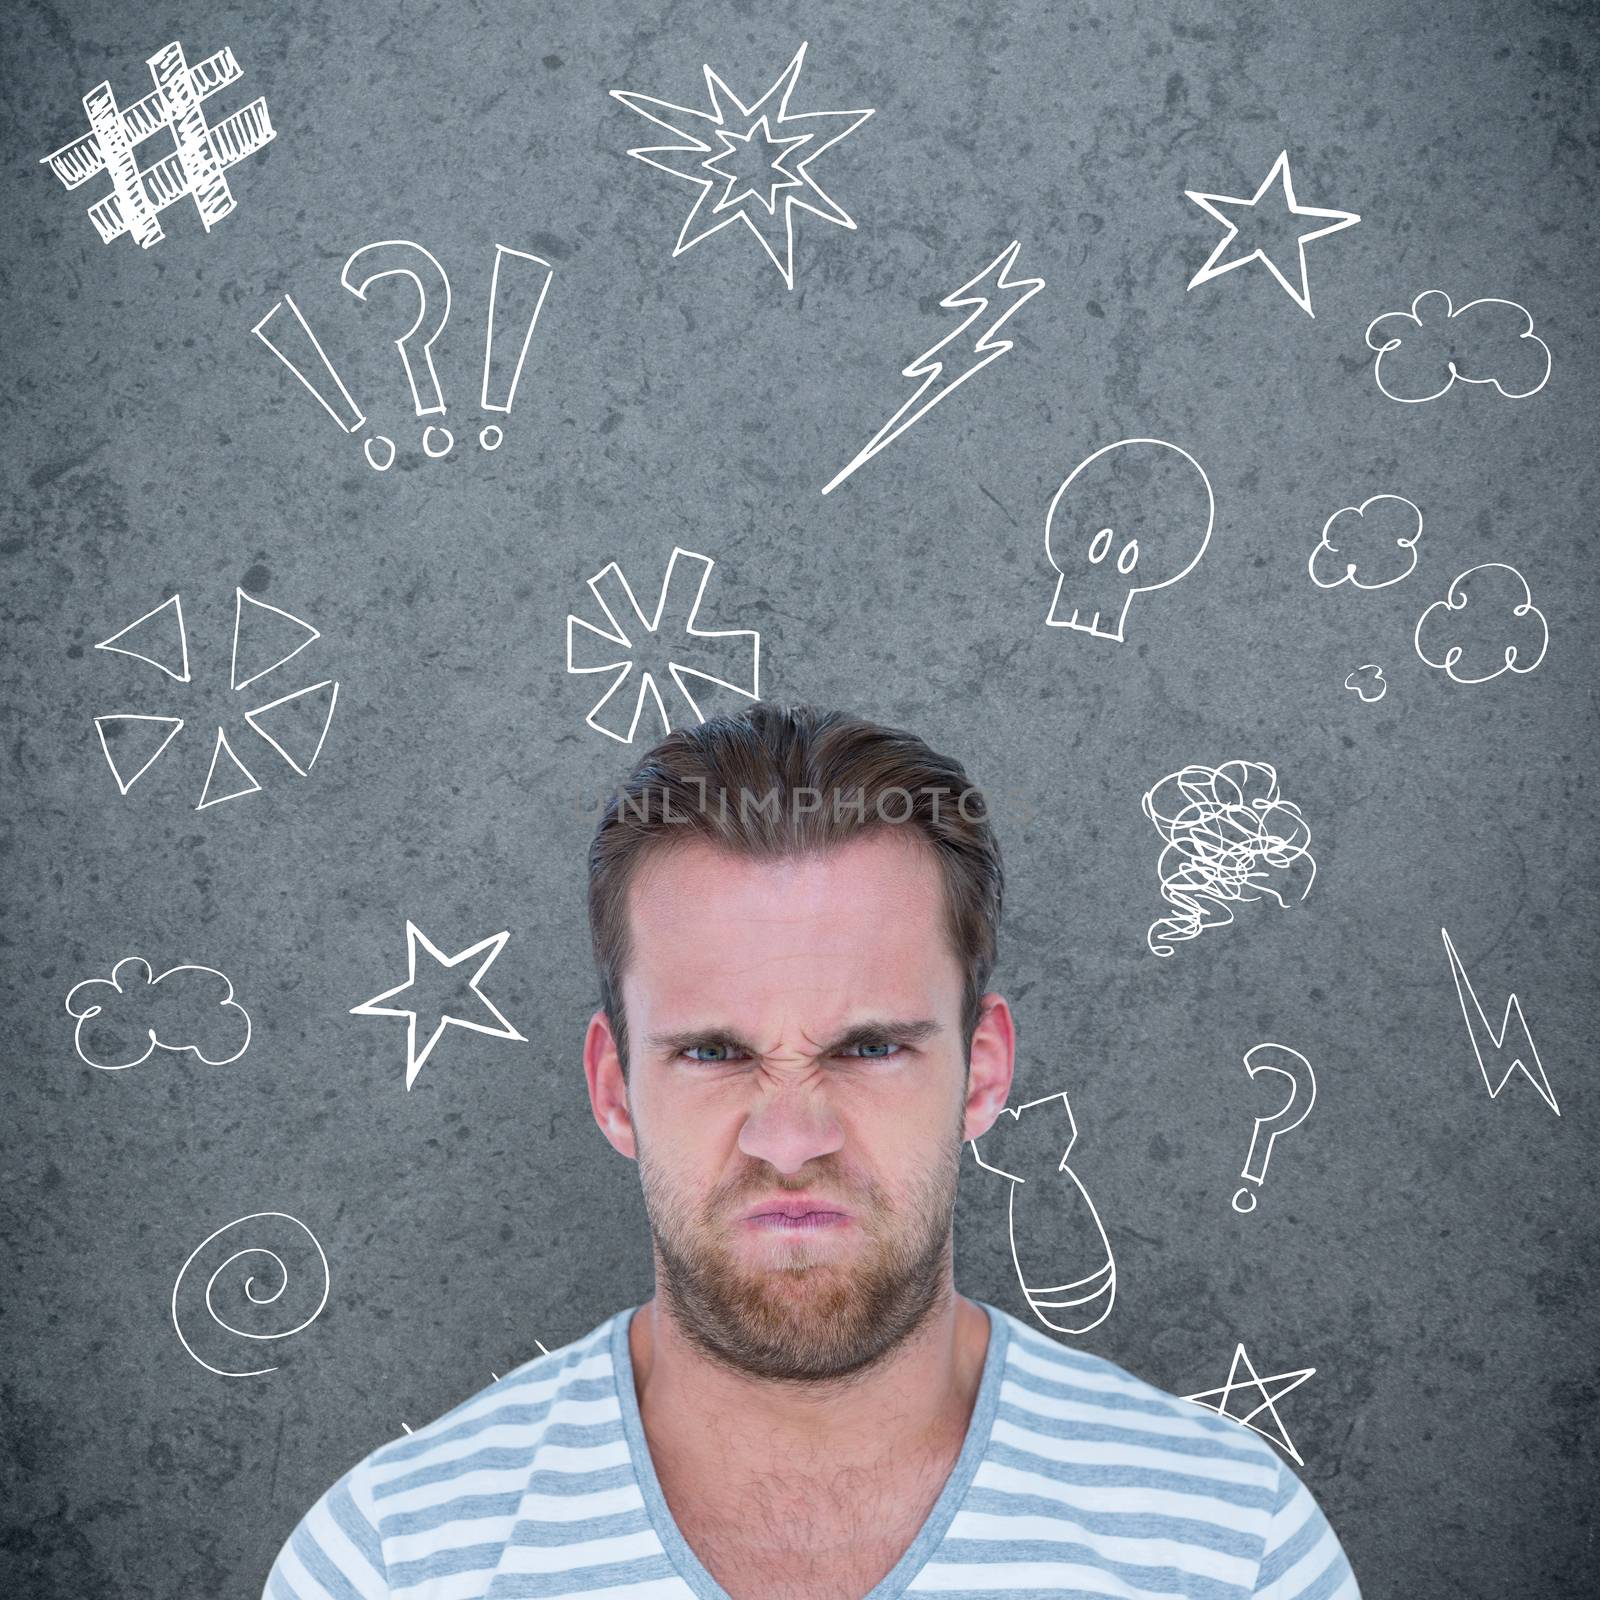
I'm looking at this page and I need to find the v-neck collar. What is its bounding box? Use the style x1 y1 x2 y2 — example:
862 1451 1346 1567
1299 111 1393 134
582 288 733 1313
610 1299 1009 1600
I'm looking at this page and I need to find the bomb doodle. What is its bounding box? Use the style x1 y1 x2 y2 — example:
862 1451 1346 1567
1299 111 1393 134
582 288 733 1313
254 242 554 470
969 1089 1116 1335
1044 439 1215 642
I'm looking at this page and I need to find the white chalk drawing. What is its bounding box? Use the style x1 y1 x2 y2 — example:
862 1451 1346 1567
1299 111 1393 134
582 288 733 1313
1440 928 1559 1115
1310 495 1422 590
65 957 251 1070
343 240 455 463
95 593 191 682
969 1090 1116 1335
93 589 339 805
1343 665 1387 703
258 243 554 466
1043 438 1215 640
1230 1044 1317 1214
1182 1344 1316 1466
1184 150 1359 317
352 922 528 1090
253 295 373 448
821 242 1045 495
401 1344 554 1433
566 546 761 744
94 713 185 794
39 41 274 249
1142 762 1317 957
479 245 555 450
1365 290 1551 403
197 726 262 810
171 1211 330 1378
1413 563 1548 684
243 680 340 776
611 41 873 290
232 587 319 690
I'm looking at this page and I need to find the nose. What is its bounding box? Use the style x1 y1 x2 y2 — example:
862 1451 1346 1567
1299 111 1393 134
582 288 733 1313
737 1085 845 1175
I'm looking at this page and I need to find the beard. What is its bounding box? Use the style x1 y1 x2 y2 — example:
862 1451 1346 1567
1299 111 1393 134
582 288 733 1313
636 1101 966 1386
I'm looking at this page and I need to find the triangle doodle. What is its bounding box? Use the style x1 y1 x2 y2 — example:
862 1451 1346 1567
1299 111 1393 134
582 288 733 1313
94 714 185 794
244 679 340 776
196 726 263 810
95 595 190 683
232 588 320 691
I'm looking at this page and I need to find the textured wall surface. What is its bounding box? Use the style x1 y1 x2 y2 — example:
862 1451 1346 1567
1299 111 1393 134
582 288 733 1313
3 1 1597 1595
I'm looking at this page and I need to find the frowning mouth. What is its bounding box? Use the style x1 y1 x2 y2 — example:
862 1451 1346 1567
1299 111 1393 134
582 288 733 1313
742 1211 852 1233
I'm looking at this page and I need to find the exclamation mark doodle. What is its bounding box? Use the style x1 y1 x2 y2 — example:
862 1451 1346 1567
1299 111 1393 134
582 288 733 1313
253 297 395 467
479 245 554 451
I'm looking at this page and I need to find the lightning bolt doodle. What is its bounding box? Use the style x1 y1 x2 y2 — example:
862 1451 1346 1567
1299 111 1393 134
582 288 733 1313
1441 927 1559 1114
822 240 1045 495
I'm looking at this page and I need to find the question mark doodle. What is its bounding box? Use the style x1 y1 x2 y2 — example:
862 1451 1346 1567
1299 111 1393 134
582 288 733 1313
1231 1042 1317 1213
341 239 453 470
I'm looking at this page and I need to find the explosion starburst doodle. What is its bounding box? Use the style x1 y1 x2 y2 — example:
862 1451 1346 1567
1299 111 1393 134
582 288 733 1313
610 41 873 290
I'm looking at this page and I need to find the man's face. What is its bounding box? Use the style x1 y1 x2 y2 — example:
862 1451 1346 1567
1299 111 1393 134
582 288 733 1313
610 830 991 1384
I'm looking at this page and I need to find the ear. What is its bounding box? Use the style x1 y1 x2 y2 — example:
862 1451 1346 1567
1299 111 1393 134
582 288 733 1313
584 1008 638 1160
961 992 1016 1144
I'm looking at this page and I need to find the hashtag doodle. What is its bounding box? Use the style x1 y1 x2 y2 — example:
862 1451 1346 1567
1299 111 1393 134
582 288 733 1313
39 41 273 249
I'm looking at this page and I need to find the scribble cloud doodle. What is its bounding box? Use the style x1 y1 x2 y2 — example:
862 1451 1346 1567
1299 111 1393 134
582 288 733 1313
1182 1344 1317 1465
1044 438 1215 640
171 1211 330 1378
969 1090 1116 1335
821 241 1045 495
611 41 873 290
1310 494 1422 590
92 587 340 807
566 546 761 744
1413 563 1548 684
65 957 251 1070
1184 149 1359 317
1142 762 1317 957
1365 291 1551 403
39 40 274 249
1441 927 1558 1114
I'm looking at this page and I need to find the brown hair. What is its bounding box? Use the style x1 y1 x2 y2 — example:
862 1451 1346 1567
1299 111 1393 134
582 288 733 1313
587 702 1004 1076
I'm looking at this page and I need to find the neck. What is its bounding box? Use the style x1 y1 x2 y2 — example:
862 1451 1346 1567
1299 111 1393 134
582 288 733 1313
628 1277 991 1477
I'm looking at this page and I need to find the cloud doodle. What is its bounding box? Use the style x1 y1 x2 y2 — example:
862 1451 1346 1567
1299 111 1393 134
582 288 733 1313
1310 494 1422 590
1142 761 1317 957
1413 562 1548 684
1344 665 1386 703
1364 290 1551 403
64 956 252 1069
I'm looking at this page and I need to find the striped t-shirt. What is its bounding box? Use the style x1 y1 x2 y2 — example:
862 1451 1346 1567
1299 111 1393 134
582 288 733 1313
264 1300 1361 1599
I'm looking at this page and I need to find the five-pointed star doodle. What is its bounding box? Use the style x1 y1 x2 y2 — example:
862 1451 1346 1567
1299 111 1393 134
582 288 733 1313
351 921 527 1090
610 40 874 289
1182 1342 1317 1465
1184 149 1360 317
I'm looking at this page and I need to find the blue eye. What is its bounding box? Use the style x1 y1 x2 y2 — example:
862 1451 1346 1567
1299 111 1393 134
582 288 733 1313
842 1041 900 1059
683 1043 743 1063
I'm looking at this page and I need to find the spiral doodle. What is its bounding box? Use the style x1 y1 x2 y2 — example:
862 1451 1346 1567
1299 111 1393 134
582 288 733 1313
169 1210 330 1378
1141 761 1317 957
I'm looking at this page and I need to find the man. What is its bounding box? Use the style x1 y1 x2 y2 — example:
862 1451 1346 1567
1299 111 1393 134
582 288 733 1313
266 703 1361 1599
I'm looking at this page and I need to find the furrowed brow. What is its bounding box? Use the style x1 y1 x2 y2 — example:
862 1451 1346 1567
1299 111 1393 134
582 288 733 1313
646 1019 942 1059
